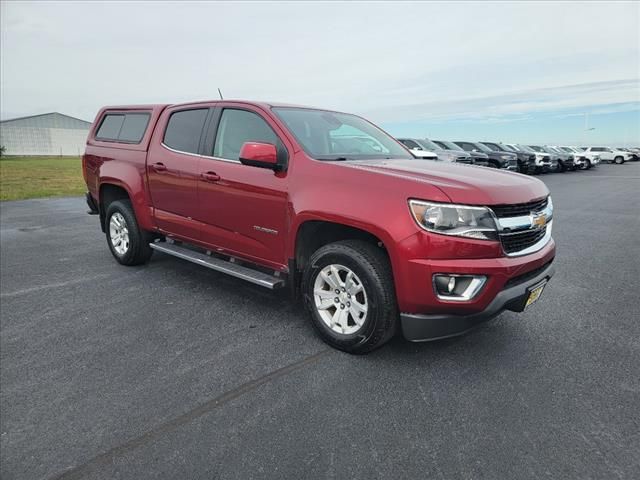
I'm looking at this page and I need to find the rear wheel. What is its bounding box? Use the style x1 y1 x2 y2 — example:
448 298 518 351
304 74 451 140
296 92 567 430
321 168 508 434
105 200 153 266
614 156 625 165
302 240 398 354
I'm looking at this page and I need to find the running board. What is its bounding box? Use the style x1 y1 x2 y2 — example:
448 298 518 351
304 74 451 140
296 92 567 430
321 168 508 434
149 242 285 290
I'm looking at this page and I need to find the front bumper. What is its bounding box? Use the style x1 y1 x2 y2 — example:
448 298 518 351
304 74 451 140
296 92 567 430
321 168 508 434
401 259 555 341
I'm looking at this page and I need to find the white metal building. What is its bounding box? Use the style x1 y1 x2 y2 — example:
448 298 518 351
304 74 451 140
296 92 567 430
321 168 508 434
0 112 92 156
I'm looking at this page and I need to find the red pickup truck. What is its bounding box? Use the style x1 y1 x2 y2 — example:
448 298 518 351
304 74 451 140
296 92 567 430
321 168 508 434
83 100 555 353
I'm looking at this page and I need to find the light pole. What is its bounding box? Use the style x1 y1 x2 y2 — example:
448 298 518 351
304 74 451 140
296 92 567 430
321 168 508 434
583 112 595 145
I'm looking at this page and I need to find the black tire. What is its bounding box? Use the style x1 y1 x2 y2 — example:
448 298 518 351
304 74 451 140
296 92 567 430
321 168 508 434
105 200 153 266
487 161 500 169
585 159 592 169
301 240 398 354
557 160 566 172
614 156 624 165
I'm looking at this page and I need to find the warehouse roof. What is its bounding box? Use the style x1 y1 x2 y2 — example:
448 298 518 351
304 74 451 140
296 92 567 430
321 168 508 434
0 112 92 128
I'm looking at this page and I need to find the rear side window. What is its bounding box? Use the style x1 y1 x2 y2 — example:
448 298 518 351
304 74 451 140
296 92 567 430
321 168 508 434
95 112 150 143
163 109 209 154
213 109 279 160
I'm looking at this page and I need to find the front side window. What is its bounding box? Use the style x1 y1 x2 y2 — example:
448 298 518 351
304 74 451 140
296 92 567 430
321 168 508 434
273 107 412 161
213 109 279 160
163 109 209 154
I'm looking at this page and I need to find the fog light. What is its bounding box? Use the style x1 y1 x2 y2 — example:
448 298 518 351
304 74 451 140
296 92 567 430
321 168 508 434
433 274 486 301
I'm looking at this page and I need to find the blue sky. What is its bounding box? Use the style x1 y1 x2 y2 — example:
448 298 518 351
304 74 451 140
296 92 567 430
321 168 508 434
383 102 640 147
1 1 639 145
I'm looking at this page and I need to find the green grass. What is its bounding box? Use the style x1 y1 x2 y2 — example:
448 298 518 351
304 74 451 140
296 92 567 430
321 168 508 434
0 156 85 201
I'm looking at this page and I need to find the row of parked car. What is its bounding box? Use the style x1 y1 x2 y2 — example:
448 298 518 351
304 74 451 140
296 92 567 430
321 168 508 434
396 138 640 174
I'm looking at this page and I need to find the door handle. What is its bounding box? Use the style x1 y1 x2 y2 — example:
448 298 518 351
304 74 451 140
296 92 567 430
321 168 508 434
201 171 221 182
152 162 167 172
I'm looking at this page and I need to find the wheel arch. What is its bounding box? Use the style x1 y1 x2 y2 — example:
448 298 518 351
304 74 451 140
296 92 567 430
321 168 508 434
98 179 154 233
290 218 400 299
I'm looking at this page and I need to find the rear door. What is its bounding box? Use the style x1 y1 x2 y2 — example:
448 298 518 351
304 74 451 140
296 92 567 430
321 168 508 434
147 107 210 240
195 105 290 270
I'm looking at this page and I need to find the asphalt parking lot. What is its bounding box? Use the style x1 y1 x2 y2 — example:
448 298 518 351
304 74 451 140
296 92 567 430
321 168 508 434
1 163 639 480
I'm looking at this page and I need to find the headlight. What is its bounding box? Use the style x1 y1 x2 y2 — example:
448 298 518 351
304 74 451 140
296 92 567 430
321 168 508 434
408 200 499 241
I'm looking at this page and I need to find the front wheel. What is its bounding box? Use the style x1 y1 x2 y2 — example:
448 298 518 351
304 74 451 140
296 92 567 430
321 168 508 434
302 240 398 354
105 200 153 266
614 156 625 165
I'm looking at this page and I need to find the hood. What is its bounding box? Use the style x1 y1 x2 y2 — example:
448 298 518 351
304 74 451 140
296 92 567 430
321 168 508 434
342 159 548 205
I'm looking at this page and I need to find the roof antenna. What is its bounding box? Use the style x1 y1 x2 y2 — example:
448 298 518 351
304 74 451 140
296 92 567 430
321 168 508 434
217 88 224 100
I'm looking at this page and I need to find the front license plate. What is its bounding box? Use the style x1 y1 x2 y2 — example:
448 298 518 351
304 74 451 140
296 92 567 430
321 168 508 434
525 281 547 308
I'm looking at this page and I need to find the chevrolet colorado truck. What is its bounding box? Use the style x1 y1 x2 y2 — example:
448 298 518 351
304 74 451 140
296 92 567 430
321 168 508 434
83 100 556 354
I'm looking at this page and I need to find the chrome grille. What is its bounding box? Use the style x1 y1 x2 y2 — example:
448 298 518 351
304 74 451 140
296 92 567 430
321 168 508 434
491 197 548 218
490 197 552 256
500 227 547 254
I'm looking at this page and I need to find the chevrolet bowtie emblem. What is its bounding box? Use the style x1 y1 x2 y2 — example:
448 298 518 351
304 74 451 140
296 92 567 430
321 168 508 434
531 213 547 230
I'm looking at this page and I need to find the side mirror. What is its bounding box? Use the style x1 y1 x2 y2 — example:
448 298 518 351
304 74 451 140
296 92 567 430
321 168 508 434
239 142 280 170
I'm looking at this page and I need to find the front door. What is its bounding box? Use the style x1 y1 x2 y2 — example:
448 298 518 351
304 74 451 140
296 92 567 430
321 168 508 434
195 107 290 270
147 107 210 241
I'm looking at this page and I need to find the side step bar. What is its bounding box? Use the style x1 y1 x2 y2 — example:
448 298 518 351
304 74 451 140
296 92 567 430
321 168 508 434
149 242 285 290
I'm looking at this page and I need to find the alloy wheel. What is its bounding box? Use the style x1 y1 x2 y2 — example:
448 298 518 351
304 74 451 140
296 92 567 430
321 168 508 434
313 264 368 335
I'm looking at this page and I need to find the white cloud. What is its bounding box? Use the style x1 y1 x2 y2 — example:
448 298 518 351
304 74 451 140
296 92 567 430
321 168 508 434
1 1 639 123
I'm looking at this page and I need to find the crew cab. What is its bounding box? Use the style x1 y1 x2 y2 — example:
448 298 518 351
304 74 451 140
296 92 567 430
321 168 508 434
83 100 556 354
453 141 518 170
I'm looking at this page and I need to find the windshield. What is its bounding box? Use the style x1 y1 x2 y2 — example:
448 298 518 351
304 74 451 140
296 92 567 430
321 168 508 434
273 107 413 160
543 146 558 154
474 142 493 153
528 145 544 153
417 138 442 151
501 144 516 152
515 144 534 153
434 140 461 151
481 142 504 151
560 147 574 153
